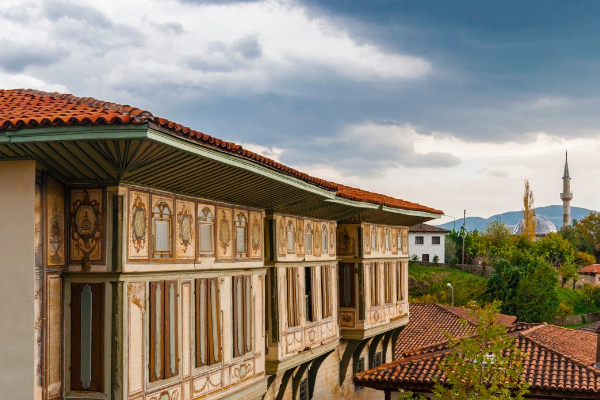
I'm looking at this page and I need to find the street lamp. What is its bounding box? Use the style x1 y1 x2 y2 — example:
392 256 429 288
447 282 454 306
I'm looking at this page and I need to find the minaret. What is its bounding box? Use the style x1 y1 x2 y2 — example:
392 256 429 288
560 151 573 228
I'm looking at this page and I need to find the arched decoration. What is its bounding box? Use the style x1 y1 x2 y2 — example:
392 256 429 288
364 225 371 253
296 219 305 255
287 220 296 254
321 224 328 254
305 223 313 255
370 226 377 252
380 228 386 252
329 223 335 254
314 225 321 257
198 207 214 256
234 213 248 258
249 212 262 258
385 228 391 252
392 229 398 254
278 218 286 256
153 200 172 259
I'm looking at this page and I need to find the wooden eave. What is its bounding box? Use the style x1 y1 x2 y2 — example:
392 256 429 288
0 124 440 225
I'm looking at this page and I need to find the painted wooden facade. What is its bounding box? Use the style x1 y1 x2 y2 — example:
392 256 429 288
0 89 443 400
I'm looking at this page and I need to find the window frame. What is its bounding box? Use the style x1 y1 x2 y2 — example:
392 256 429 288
287 220 296 254
195 278 222 368
321 224 328 255
338 263 355 308
396 262 405 302
152 201 173 259
415 236 424 245
371 226 377 250
305 266 316 323
234 213 248 259
385 228 391 251
232 275 252 358
197 207 215 257
432 236 441 245
370 263 380 307
286 267 300 328
384 262 394 304
305 224 313 255
149 280 179 382
321 266 332 319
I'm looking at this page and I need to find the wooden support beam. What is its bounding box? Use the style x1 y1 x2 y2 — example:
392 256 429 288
291 361 311 400
275 367 297 400
368 333 385 369
308 351 333 399
381 329 395 364
391 326 406 361
339 339 369 386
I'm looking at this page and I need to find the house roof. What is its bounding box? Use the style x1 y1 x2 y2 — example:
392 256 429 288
396 303 517 359
578 321 600 334
0 89 443 216
356 324 600 398
408 223 450 233
579 264 600 275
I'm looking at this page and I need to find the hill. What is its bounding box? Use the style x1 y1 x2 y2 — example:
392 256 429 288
436 205 595 232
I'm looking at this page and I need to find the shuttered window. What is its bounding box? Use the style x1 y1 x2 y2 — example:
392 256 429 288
397 262 405 301
149 280 179 381
71 283 104 392
286 268 300 327
321 266 332 319
232 275 252 358
338 263 355 308
370 263 380 306
195 278 221 367
384 262 394 303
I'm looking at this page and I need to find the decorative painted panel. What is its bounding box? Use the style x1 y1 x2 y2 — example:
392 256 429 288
313 223 321 257
70 188 103 265
215 206 233 260
296 218 305 256
339 311 355 327
338 226 356 256
392 228 398 254
193 370 223 397
380 227 386 252
34 183 43 400
176 199 195 260
46 177 66 266
147 383 181 400
277 216 286 257
128 191 150 261
364 225 371 254
329 222 336 256
249 211 262 259
182 282 191 378
46 273 63 399
128 282 145 396
234 209 249 259
402 228 408 253
182 381 191 400
231 358 255 386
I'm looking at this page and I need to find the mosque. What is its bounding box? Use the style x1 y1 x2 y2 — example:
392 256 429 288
512 152 571 238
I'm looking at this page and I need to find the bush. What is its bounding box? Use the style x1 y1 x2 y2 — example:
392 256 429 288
556 300 574 317
411 254 420 262
433 255 440 264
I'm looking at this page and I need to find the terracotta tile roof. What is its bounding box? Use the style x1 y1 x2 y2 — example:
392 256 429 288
578 321 600 334
356 324 600 398
578 264 600 274
408 223 450 233
0 89 443 215
395 303 516 358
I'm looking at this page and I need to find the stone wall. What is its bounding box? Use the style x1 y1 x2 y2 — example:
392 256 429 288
410 261 493 277
554 311 600 326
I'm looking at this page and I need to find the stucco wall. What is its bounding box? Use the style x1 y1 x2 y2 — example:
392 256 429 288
0 160 36 400
408 232 445 263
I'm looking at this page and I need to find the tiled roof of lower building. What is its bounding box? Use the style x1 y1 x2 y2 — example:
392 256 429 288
408 223 451 233
578 264 600 274
0 89 443 215
356 323 600 398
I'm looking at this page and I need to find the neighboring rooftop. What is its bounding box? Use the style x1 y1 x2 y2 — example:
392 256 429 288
356 323 600 399
408 223 450 233
395 303 516 359
578 321 600 333
579 264 600 275
0 89 443 216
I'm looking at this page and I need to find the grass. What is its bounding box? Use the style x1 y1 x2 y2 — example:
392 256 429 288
563 323 588 329
556 286 600 315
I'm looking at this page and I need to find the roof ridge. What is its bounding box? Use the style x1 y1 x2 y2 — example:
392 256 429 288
17 88 154 122
438 304 479 326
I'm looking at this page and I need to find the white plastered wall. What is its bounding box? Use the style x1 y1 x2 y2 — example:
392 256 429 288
408 232 445 263
0 160 36 400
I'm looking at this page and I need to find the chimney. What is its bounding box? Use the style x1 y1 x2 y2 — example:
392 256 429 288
596 324 600 368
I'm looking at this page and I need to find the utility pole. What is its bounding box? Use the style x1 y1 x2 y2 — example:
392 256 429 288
461 209 466 265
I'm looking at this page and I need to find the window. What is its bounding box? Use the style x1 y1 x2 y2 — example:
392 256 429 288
321 224 328 253
370 263 380 306
287 221 295 253
153 202 172 258
415 236 424 245
299 378 308 400
305 267 315 322
339 263 355 307
396 262 405 301
305 224 313 255
432 236 441 245
198 208 214 256
385 228 391 251
384 262 394 303
150 280 179 381
321 266 332 319
232 275 252 358
373 352 382 368
397 230 403 251
422 254 430 262
371 226 377 250
286 268 300 327
196 278 221 367
71 283 104 391
354 357 365 391
234 213 248 258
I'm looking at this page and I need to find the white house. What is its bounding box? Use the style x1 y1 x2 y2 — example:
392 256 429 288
408 223 450 263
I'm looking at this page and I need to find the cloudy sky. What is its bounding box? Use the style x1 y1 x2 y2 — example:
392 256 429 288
2 0 600 224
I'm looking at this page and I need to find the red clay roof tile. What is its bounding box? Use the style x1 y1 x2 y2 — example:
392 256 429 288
0 89 443 215
579 264 600 274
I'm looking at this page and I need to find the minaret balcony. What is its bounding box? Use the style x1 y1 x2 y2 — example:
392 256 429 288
560 192 573 200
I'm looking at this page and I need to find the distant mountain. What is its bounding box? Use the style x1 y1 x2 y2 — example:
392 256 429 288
435 205 595 232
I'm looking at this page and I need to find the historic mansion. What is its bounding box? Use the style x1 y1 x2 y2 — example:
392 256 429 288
0 89 442 400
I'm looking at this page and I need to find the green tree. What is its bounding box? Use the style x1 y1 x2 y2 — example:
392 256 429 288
575 212 600 262
477 220 512 264
445 235 457 264
486 260 521 316
558 262 578 288
433 302 529 399
560 223 594 254
513 259 559 323
533 232 574 269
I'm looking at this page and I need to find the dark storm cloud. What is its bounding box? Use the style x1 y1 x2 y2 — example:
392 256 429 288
0 40 66 73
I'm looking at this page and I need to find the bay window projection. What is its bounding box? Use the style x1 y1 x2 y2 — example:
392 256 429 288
286 268 300 328
149 280 179 381
321 266 332 319
396 262 405 301
234 213 248 258
287 220 295 254
196 278 221 367
232 275 252 358
370 263 380 306
153 202 172 259
384 262 394 303
198 208 214 256
71 283 104 392
305 267 315 323
305 224 313 255
338 263 355 308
